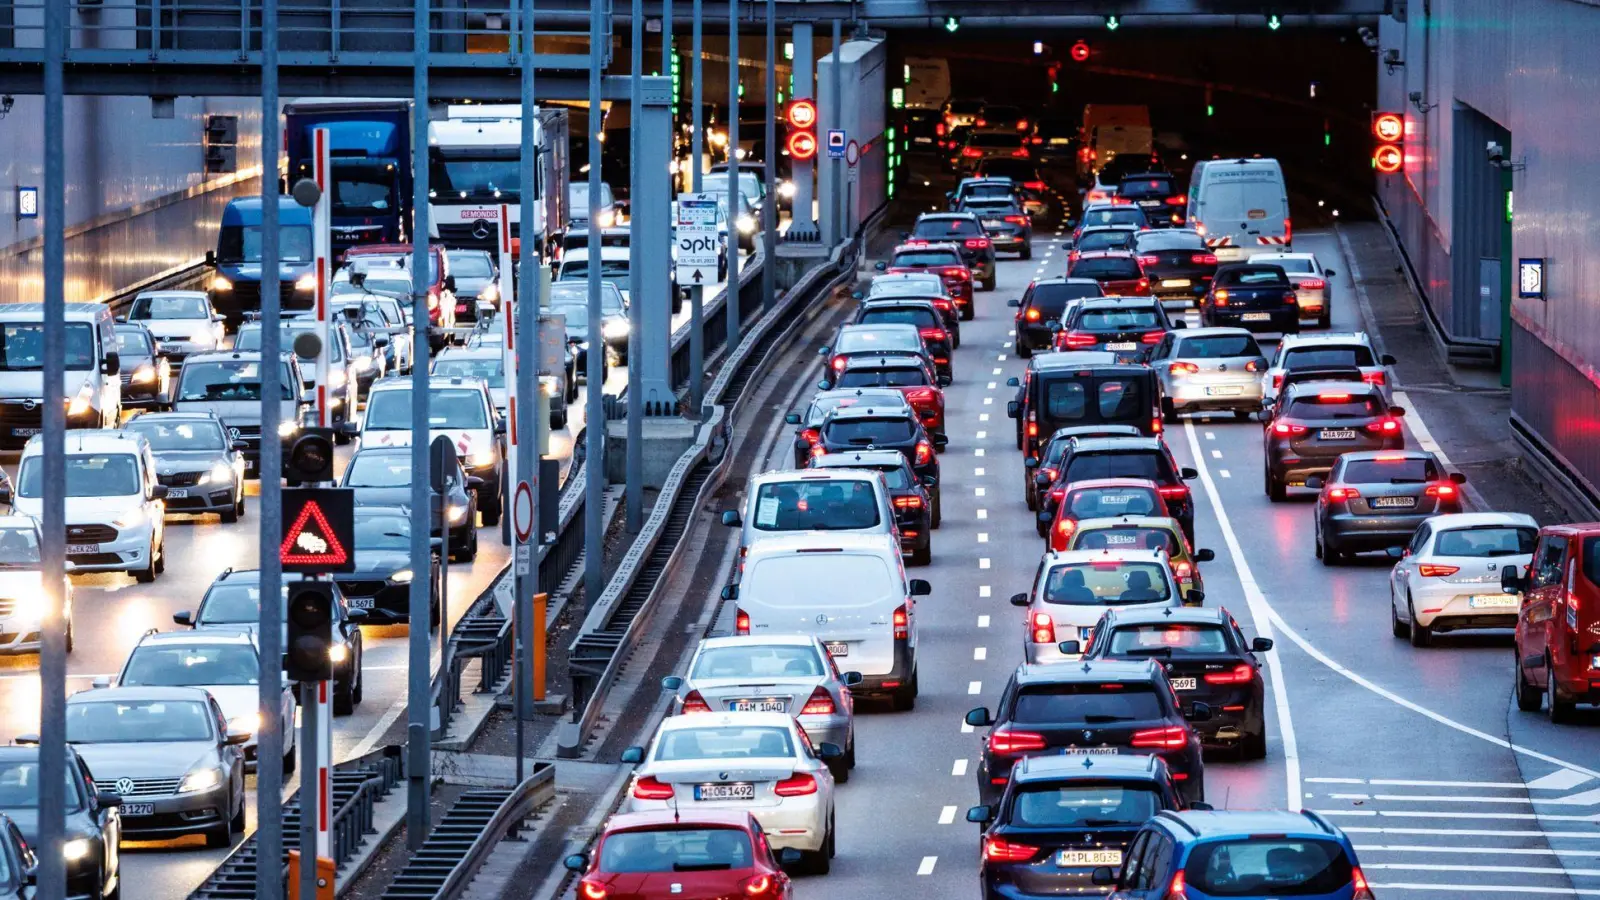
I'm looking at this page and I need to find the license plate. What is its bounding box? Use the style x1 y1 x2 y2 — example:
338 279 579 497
1138 200 1162 208
1469 594 1518 609
1106 534 1137 545
1100 495 1134 505
1105 342 1136 351
1170 677 1198 690
731 698 788 713
1241 312 1272 322
1161 278 1191 288
1319 429 1358 440
347 597 375 609
1205 385 1243 396
1371 496 1417 509
913 136 933 144
166 488 189 499
695 782 755 801
66 543 99 555
824 641 848 657
1060 850 1124 867
1063 747 1118 756
10 428 38 437
984 220 1005 228
120 803 155 817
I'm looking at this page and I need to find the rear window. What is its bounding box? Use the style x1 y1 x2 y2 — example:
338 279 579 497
1077 231 1136 253
1437 526 1537 558
963 183 1015 201
1064 450 1174 483
1043 378 1149 422
1268 257 1319 275
860 308 939 329
1106 623 1230 656
751 480 881 531
837 368 928 388
913 219 981 239
824 418 915 445
1027 282 1104 318
1070 258 1141 280
977 160 1037 181
1185 838 1353 897
654 726 794 762
600 827 754 873
1068 487 1162 519
1217 266 1289 287
1076 307 1161 331
743 552 896 608
1011 681 1165 723
1118 176 1174 198
1080 208 1147 228
1283 345 1377 369
894 250 962 267
1284 394 1382 420
1339 457 1439 484
1010 783 1161 828
870 466 912 489
1074 526 1179 555
837 329 919 354
966 201 1021 217
1137 232 1207 252
1042 561 1173 605
971 133 1024 149
1176 334 1261 359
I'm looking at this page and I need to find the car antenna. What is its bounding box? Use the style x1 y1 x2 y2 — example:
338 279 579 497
668 792 680 823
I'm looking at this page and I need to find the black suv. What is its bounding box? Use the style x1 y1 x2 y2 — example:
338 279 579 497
812 405 943 521
1009 277 1103 358
1117 172 1184 228
1058 297 1177 365
853 297 955 383
1008 355 1161 457
967 754 1191 900
1040 437 1197 543
907 212 997 290
1023 423 1143 513
810 448 936 565
1263 381 1405 501
1074 605 1274 758
966 659 1209 806
1134 229 1218 308
960 196 1033 259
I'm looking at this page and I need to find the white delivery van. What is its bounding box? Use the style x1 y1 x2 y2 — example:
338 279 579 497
732 533 931 711
1080 105 1152 182
1187 158 1291 262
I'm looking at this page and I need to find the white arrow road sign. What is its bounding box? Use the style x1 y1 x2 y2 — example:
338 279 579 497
675 193 721 287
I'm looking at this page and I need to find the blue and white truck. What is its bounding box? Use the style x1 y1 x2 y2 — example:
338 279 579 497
282 98 414 253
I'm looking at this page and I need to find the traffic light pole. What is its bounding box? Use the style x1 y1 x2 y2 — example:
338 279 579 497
583 0 607 607
625 0 644 534
726 0 740 344
515 0 539 779
298 678 322 900
688 0 705 417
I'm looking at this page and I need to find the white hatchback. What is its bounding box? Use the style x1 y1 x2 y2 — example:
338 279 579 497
1388 512 1539 647
1011 547 1186 665
1252 251 1337 328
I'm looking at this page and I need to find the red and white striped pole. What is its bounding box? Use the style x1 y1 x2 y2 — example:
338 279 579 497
309 128 334 865
499 205 519 499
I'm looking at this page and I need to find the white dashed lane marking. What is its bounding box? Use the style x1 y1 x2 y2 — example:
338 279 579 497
918 856 938 875
974 647 987 660
939 806 958 825
952 759 969 776
979 585 991 598
977 615 990 627
967 681 982 695
979 558 991 569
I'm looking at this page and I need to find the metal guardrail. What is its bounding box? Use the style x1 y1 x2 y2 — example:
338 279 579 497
188 745 405 900
102 261 211 316
379 767 556 900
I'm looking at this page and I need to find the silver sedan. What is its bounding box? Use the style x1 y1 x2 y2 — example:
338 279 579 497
663 634 860 781
1151 326 1269 421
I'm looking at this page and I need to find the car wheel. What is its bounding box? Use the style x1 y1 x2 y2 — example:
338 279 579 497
551 410 568 430
1233 408 1253 420
1240 728 1267 760
1318 312 1331 329
1547 662 1578 723
352 654 364 703
1390 590 1409 638
204 816 233 849
845 739 856 770
1514 649 1542 711
1319 531 1340 566
221 501 239 524
334 428 352 446
104 871 120 900
1021 244 1033 260
803 820 833 875
982 275 996 292
230 791 246 832
1267 471 1286 502
829 756 849 784
890 681 916 712
134 550 157 584
1408 597 1432 647
333 671 356 714
235 492 247 519
930 491 942 528
154 540 166 575
283 745 297 775
480 490 503 528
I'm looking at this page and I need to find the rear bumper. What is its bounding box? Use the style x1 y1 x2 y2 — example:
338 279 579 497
850 640 916 696
1323 512 1433 550
1168 380 1263 410
1205 308 1300 333
1410 582 1520 629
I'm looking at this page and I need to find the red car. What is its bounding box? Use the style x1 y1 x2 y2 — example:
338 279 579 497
1066 250 1151 298
1502 524 1600 722
1044 477 1171 551
568 810 798 900
880 241 975 316
343 242 457 345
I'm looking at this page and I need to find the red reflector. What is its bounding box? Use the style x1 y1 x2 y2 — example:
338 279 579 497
1024 181 1046 191
915 440 933 466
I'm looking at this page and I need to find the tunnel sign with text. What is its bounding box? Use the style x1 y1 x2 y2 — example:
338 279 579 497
675 193 720 286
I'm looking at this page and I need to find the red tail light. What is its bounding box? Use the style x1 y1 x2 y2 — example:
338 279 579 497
1158 485 1190 500
893 495 924 509
905 388 936 404
1271 373 1284 389
1060 331 1098 350
965 238 992 249
810 445 827 458
1366 418 1402 434
1164 870 1189 900
1351 866 1375 900
831 356 846 372
1030 611 1055 644
946 267 971 281
1327 487 1361 501
1272 422 1307 436
1137 278 1151 292
1010 148 1030 158
1016 119 1029 130
988 727 1047 755
1246 359 1262 372
1141 329 1164 344
800 428 820 445
920 327 947 341
1191 253 1218 264
1213 289 1229 306
1169 362 1199 376
1204 663 1254 685
1005 215 1029 225
1024 181 1046 191
962 147 982 158
1302 278 1326 290
1138 255 1161 266
983 836 1040 863
914 440 933 466
632 775 676 800
893 604 909 640
800 687 836 715
1284 291 1299 306
1173 560 1194 583
579 880 608 899
1053 516 1077 547
1152 415 1163 434
1131 725 1190 749
1040 467 1058 482
1283 217 1293 243
1026 421 1039 437
774 773 818 797
735 608 750 635
744 875 775 896
1425 483 1458 499
975 118 987 127
1167 196 1187 206
935 123 946 136
1419 563 1460 577
681 690 712 713
1363 371 1387 386
1025 307 1042 322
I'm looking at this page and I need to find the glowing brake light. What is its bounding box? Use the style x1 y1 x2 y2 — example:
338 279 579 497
1005 215 1029 225
1191 253 1218 264
1024 181 1047 191
632 776 676 800
893 495 924 509
984 836 1040 863
914 440 933 466
1319 392 1351 401
1327 486 1361 501
1167 196 1187 206
1137 278 1150 292
800 687 836 715
1157 485 1190 499
905 388 937 404
1060 331 1098 350
1284 291 1299 306
774 773 818 797
681 690 712 713
1138 255 1161 266
799 427 820 445
919 327 948 342
1213 289 1229 306
735 607 751 634
1272 422 1307 436
1010 148 1031 158
1141 329 1164 344
1425 483 1458 498
744 875 774 896
1366 418 1402 434
893 604 909 640
961 147 983 158
579 880 608 900
1164 870 1189 900
1169 361 1199 376
1363 371 1387 386
1418 563 1460 577
1025 307 1042 322
988 728 1047 755
1030 612 1055 644
1302 278 1326 290
965 238 992 249
1246 359 1262 372
831 356 847 372
1204 663 1254 685
1351 866 1375 900
1053 516 1077 546
1131 725 1189 749
1173 560 1194 583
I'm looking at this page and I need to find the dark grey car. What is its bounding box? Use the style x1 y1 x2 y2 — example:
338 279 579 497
123 411 248 522
1310 450 1467 564
0 746 120 899
340 445 480 561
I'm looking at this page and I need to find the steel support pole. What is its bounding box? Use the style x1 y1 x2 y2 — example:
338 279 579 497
789 22 815 239
625 0 644 533
635 82 674 412
38 2 66 899
761 0 776 309
406 0 433 851
515 0 539 783
831 19 843 245
688 0 704 417
726 0 741 345
583 0 606 606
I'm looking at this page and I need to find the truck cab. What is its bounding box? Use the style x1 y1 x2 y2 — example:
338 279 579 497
207 197 317 330
282 98 414 252
1502 525 1600 722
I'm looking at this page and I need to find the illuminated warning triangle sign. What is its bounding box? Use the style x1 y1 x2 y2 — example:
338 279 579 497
280 499 350 568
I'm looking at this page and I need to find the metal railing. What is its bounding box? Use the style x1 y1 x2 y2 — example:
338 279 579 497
378 767 555 900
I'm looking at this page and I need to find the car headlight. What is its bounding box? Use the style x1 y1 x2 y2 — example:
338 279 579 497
131 364 157 384
602 319 630 340
448 504 468 524
190 327 217 346
6 593 42 624
294 273 317 292
62 839 91 862
226 713 260 738
468 448 497 468
112 508 145 530
66 386 93 417
198 461 234 486
597 211 616 228
177 768 224 794
329 643 349 664
778 180 796 199
278 420 300 438
211 275 232 292
736 215 757 235
328 369 346 389
351 355 373 373
539 375 557 396
391 568 414 584
479 284 499 304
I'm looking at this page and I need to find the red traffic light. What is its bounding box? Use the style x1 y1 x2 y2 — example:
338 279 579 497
788 130 818 160
1372 112 1403 143
787 99 818 130
1373 144 1403 174
1070 40 1091 62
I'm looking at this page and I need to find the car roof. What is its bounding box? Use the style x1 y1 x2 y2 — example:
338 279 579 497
1079 224 1141 234
697 633 820 651
1031 276 1103 287
1337 449 1433 464
67 685 215 704
1156 809 1341 840
1030 352 1124 370
1079 296 1160 309
1063 477 1163 491
657 711 796 731
605 809 756 832
371 375 491 393
1174 326 1256 340
1013 658 1161 685
842 353 925 369
1068 437 1164 453
742 531 900 558
127 410 222 423
435 347 503 361
861 296 939 310
810 450 908 470
1046 547 1172 566
1279 331 1374 348
1047 424 1144 441
813 388 908 405
894 241 962 253
1073 250 1139 261
135 629 255 648
1100 604 1232 628
749 468 879 486
1422 512 1539 530
1075 515 1183 532
824 404 917 421
27 429 148 456
1014 753 1165 782
917 212 979 222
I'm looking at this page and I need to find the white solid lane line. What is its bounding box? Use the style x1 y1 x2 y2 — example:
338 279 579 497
1345 826 1600 839
1358 844 1600 858
1365 883 1600 896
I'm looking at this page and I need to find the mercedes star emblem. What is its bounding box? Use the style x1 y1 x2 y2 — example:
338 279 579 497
472 219 493 241
115 777 135 796
815 614 828 625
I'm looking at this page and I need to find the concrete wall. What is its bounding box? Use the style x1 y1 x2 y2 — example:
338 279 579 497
818 37 888 240
1379 0 1600 498
0 94 263 305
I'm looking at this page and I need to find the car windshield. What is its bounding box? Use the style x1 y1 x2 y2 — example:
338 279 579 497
235 327 345 363
1283 346 1376 369
913 219 981 239
219 224 313 263
1042 561 1172 605
1011 682 1165 723
132 295 209 319
807 394 904 423
825 418 914 446
859 308 940 330
364 388 489 429
198 581 295 624
124 418 227 451
1066 451 1172 483
1077 307 1160 331
1027 283 1103 318
1068 487 1161 519
431 158 519 200
433 357 505 389
18 454 140 499
1077 231 1136 253
1070 258 1141 280
1107 624 1230 656
116 329 154 355
549 284 626 316
752 480 881 531
1080 208 1145 228
344 453 414 487
837 330 920 354
1341 457 1439 484
1178 335 1261 358
0 527 41 565
1284 395 1382 420
692 645 826 679
1218 267 1289 287
0 760 82 813
1138 232 1207 252
1438 526 1537 558
653 726 794 762
176 361 296 401
743 552 895 608
893 250 962 267
963 183 1015 201
67 699 215 744
558 261 630 290
0 323 96 370
1011 783 1161 828
1044 380 1150 423
1266 257 1318 274
1185 838 1353 897
355 515 411 550
600 827 755 874
122 643 259 687
1075 526 1180 555
447 253 495 278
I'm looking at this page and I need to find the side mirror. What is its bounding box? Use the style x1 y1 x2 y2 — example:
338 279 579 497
620 746 645 765
817 380 833 391
173 610 193 626
1450 471 1468 484
1251 637 1274 652
205 250 218 267
114 314 126 323
232 440 250 451
842 671 864 686
964 707 993 727
1190 801 1215 811
1305 475 1325 490
1005 377 1020 387
778 847 804 867
966 805 993 824
1325 268 1338 277
1389 405 1407 417
0 486 12 506
874 261 888 272
1501 566 1526 596
225 730 251 746
661 675 683 691
150 484 169 501
563 854 588 872
851 290 864 300
1007 400 1020 418
1380 353 1397 365
466 475 485 490
1172 320 1187 330
346 608 369 621
1180 467 1198 481
374 334 390 346
91 676 112 689
494 419 507 434
1009 592 1029 607
909 578 932 596
938 374 953 388
1184 589 1206 606
1034 473 1051 488
1006 299 1020 308
1092 867 1116 886
784 413 801 425
1194 549 1216 563
1187 701 1213 723
430 536 446 550
721 510 742 527
720 584 739 601
932 435 949 451
921 475 938 488
443 275 458 292
102 352 120 376
818 742 844 760
96 792 123 808
1385 545 1405 559
1024 457 1039 469
1057 639 1082 655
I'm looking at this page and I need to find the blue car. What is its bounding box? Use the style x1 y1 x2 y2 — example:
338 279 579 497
1094 809 1374 900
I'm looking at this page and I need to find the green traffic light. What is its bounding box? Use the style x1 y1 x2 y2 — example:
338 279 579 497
1105 15 1120 31
944 16 959 32
1268 14 1282 30
1206 104 1214 117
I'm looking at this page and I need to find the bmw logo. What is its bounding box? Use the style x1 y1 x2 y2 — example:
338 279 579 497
1082 730 1095 742
115 777 135 796
718 772 730 781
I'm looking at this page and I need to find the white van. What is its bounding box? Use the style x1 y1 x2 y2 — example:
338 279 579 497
721 469 897 562
1186 158 1291 262
0 303 122 450
731 533 931 710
